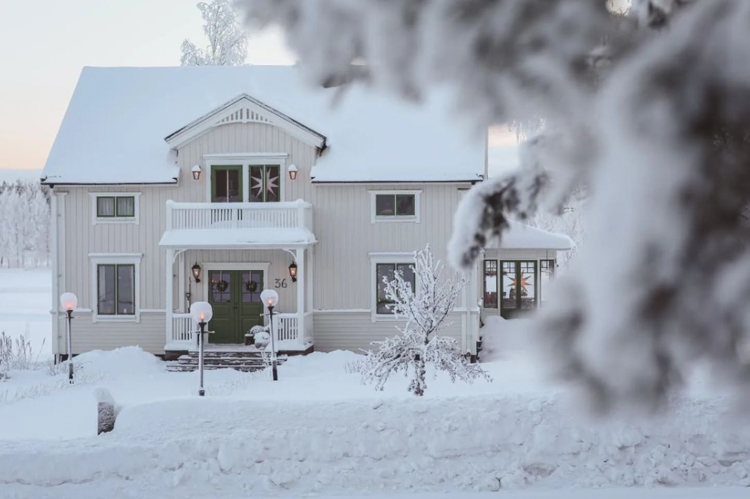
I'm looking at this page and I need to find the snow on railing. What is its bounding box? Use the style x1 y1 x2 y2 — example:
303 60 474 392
166 200 313 232
172 313 195 343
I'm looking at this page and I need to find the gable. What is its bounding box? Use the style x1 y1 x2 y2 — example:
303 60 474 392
164 94 327 151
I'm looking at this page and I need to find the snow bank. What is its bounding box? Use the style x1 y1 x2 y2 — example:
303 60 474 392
75 347 164 377
2 394 749 495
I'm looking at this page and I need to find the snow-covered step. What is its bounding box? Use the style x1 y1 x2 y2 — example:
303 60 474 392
166 363 267 373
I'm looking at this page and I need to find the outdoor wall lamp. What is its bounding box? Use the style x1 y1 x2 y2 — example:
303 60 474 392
288 261 298 282
288 164 298 181
191 262 202 283
191 165 202 180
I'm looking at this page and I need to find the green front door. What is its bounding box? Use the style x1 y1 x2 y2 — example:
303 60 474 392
208 270 264 343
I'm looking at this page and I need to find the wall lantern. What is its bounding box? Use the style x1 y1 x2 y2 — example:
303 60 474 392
288 261 298 282
191 262 202 283
191 165 202 180
288 164 298 181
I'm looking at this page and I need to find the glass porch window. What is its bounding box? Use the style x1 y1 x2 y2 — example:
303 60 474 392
501 261 518 312
483 260 498 308
249 165 281 202
97 264 135 315
376 263 416 315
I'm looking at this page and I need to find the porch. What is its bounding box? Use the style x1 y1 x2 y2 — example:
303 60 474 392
159 200 316 357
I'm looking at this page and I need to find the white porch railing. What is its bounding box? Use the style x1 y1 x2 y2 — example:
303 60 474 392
171 313 196 343
274 313 300 342
167 200 313 232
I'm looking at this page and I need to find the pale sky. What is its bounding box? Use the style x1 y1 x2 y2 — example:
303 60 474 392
0 0 517 179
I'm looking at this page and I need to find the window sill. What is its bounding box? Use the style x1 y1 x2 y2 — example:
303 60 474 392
93 217 138 225
371 314 407 323
372 216 419 224
93 314 140 323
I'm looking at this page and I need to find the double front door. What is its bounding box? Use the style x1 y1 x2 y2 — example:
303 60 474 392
208 270 265 343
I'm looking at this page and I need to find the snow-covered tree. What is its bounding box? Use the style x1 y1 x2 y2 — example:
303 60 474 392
181 0 249 66
237 0 750 411
356 246 490 396
0 181 50 268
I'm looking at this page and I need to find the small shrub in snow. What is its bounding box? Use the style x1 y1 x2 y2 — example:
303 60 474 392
356 246 490 396
0 331 43 378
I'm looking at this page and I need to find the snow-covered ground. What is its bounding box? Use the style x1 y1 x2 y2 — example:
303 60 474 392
0 268 52 359
1 284 749 498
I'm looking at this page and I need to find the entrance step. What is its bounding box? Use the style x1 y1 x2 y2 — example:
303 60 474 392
166 350 287 373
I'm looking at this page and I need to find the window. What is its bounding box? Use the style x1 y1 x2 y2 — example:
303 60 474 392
249 165 281 202
90 254 141 322
91 193 140 224
483 260 498 309
370 191 421 223
375 263 416 315
500 260 537 317
97 264 135 316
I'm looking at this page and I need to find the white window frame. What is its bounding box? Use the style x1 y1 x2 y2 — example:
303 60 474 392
89 192 141 225
90 253 142 323
203 153 289 203
369 252 415 322
370 190 421 224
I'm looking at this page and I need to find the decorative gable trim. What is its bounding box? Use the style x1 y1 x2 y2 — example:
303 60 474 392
164 94 327 150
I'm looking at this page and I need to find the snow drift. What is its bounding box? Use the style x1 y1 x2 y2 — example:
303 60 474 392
2 394 749 495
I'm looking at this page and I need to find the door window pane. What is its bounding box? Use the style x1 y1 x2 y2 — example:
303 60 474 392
97 197 116 217
501 261 518 311
117 265 135 315
242 271 263 303
395 195 415 216
519 262 537 310
214 168 242 203
210 271 232 303
98 264 116 314
116 197 135 217
265 165 280 202
484 260 498 309
249 165 281 203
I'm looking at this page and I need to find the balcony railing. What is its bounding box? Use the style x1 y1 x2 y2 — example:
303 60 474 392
166 200 313 232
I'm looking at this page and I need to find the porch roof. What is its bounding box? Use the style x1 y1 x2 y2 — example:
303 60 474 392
159 227 316 250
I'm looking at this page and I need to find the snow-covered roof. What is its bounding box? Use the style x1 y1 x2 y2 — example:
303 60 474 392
159 228 316 250
42 66 485 185
487 221 574 250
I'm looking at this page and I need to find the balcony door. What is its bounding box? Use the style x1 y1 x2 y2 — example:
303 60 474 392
211 165 243 203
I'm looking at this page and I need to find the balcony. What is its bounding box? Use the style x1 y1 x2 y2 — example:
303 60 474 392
160 200 315 249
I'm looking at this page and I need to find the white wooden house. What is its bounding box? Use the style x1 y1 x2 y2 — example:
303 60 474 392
42 66 570 361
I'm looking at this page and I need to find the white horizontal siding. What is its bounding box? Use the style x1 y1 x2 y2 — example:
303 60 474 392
57 311 166 355
313 311 463 353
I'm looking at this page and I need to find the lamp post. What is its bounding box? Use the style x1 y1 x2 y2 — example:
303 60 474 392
190 301 213 397
260 289 279 381
59 292 77 384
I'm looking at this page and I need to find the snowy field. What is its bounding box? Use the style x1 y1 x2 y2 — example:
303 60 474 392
0 268 52 358
0 275 749 497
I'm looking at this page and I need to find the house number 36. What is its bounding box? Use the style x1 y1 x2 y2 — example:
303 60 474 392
275 278 288 289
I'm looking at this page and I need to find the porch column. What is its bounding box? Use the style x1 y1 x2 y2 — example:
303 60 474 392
296 247 305 346
165 248 174 345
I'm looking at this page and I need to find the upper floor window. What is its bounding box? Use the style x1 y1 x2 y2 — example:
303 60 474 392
370 191 421 223
90 193 140 225
249 165 281 202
